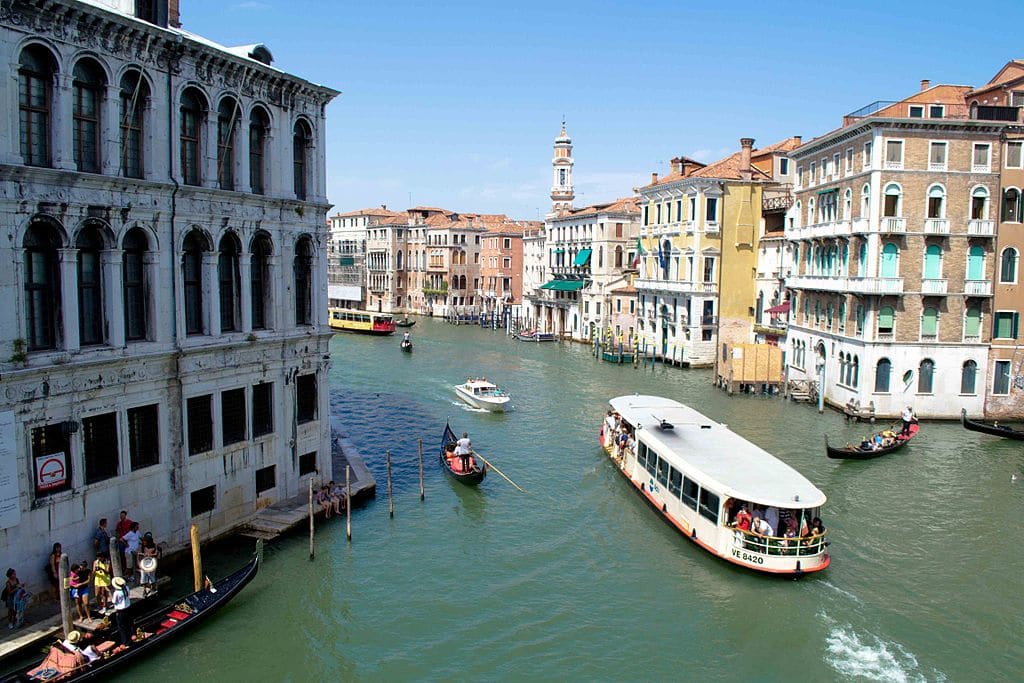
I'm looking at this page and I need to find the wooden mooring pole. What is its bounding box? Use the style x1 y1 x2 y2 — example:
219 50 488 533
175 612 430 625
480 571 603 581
109 539 124 581
418 438 425 500
346 464 352 542
58 553 71 638
386 449 394 518
308 477 315 561
190 524 202 592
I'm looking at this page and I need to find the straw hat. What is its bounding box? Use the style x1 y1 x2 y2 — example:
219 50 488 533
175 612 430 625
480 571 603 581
140 557 157 572
111 576 126 589
67 630 81 644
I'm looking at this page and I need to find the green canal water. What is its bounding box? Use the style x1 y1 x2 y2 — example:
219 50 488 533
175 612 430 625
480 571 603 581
136 318 1021 681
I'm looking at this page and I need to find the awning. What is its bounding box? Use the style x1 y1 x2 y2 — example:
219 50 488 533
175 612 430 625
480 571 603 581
553 248 566 254
815 188 839 195
764 301 791 314
540 279 586 292
573 248 592 266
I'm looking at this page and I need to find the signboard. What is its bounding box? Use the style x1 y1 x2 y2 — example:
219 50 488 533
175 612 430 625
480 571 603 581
0 411 21 530
35 451 68 492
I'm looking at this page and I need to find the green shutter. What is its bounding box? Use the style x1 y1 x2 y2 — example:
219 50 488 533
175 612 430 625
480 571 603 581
995 312 1013 339
921 308 938 336
965 307 981 337
878 306 894 329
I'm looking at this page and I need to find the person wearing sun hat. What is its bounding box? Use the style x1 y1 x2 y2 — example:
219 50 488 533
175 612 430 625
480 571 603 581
110 576 132 645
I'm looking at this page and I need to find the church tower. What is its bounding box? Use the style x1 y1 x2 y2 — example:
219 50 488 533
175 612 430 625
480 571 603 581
550 122 574 215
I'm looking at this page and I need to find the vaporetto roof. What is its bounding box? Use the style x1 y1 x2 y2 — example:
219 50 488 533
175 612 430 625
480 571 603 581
609 395 826 509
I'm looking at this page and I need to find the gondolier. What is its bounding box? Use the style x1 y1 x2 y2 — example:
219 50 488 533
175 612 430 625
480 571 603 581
900 406 915 435
457 432 472 472
111 576 132 645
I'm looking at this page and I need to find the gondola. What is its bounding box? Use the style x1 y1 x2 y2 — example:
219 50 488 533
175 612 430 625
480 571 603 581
439 422 487 485
825 421 919 460
396 318 416 328
2 544 261 682
400 340 413 353
961 408 1024 440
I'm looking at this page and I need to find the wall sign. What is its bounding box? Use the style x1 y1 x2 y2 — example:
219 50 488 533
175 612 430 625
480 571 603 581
35 451 68 492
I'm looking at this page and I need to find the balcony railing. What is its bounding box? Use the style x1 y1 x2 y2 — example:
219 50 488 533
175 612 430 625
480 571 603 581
964 279 992 296
880 217 906 233
851 218 870 234
787 275 904 295
923 218 949 235
921 279 948 295
972 162 991 173
635 278 717 295
685 220 696 234
705 222 720 234
967 219 995 236
763 195 793 212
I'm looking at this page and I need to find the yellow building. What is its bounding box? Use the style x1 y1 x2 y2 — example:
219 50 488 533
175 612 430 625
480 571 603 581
635 137 798 366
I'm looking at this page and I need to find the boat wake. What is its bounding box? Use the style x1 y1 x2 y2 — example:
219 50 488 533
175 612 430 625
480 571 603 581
821 615 945 682
451 400 489 413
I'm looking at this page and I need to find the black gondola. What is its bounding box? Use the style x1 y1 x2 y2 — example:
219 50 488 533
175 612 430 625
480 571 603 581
400 340 413 352
396 318 416 328
439 422 487 485
961 408 1024 440
826 422 919 460
2 545 261 682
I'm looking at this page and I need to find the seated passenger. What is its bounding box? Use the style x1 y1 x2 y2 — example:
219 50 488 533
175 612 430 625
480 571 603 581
734 506 752 532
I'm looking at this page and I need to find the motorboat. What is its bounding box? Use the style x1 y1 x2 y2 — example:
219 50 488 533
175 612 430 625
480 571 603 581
454 378 510 412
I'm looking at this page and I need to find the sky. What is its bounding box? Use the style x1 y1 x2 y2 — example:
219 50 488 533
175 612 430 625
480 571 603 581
184 0 1024 220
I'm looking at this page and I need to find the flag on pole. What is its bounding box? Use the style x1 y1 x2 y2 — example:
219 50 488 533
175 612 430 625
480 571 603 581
632 237 643 268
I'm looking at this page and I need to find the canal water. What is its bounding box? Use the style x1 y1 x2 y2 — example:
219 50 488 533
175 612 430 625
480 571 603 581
138 318 1020 681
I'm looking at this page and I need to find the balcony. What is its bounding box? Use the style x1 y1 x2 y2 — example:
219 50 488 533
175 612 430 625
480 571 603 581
851 218 870 234
635 279 717 295
920 279 948 295
972 162 991 173
967 219 995 236
790 220 852 240
923 218 950 235
685 220 696 234
787 275 904 295
964 279 992 296
705 222 720 234
880 217 906 234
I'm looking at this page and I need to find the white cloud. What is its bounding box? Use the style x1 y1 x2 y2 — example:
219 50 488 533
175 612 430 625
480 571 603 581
230 1 271 11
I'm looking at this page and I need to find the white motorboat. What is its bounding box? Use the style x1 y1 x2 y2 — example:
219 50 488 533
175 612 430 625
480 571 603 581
454 378 510 412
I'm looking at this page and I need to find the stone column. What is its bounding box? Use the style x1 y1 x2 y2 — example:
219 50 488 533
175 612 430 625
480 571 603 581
239 254 252 333
101 83 120 176
59 249 80 352
237 117 252 194
103 249 125 348
203 109 218 189
267 254 281 330
54 73 76 170
144 251 165 343
203 252 220 336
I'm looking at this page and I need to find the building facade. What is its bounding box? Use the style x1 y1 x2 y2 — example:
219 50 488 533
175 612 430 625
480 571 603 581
0 0 337 589
327 207 403 309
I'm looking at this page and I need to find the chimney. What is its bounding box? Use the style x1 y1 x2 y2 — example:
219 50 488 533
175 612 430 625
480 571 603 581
381 204 387 210
739 138 754 181
168 0 181 28
670 157 682 174
920 79 930 91
651 172 659 184
794 135 802 145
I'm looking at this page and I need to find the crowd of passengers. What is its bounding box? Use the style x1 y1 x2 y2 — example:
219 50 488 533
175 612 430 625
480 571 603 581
724 499 827 555
603 411 635 463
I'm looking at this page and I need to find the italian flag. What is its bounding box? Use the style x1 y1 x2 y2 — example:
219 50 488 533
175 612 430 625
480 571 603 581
632 237 643 268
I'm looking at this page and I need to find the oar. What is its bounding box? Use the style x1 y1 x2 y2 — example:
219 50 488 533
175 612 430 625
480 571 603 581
473 451 527 493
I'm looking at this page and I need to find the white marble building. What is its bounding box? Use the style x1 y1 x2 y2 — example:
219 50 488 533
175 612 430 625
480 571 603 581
0 0 338 592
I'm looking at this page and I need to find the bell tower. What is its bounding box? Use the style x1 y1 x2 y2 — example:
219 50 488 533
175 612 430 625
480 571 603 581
550 121 574 215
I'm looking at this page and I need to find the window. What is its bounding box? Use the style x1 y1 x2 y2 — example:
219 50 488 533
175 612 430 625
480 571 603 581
216 98 239 190
972 187 990 220
221 388 246 446
299 451 317 475
885 140 903 169
973 143 991 171
779 158 789 175
921 307 938 339
809 162 816 185
924 244 942 279
928 142 947 171
183 230 207 335
845 148 853 174
180 89 204 186
702 257 715 283
1001 248 1019 283
861 184 870 218
293 120 311 200
1004 189 1020 222
832 153 840 178
119 71 148 178
961 360 977 394
77 226 105 346
187 395 213 455
218 233 241 332
698 487 719 524
668 467 682 497
294 237 313 326
918 359 935 393
968 245 985 280
705 197 718 223
909 105 924 118
249 107 269 194
82 412 118 484
994 311 1020 339
253 382 274 437
965 305 981 340
875 358 892 392
863 141 872 170
32 423 71 496
23 220 61 351
929 105 944 118
18 45 54 166
681 477 698 510
878 305 895 335
296 373 318 423
880 243 899 278
122 229 149 340
256 465 276 494
249 235 271 331
190 485 216 516
127 404 159 470
993 360 1012 394
72 60 104 173
656 458 669 487
1007 141 1023 169
883 184 901 217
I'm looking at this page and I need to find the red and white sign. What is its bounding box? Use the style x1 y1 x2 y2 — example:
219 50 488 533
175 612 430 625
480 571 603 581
35 452 68 491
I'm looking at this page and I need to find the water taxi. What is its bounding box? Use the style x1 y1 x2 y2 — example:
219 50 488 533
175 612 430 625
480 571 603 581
454 378 510 412
328 307 396 335
600 395 830 576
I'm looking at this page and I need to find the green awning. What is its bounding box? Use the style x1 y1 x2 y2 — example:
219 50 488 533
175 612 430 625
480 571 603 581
816 188 838 195
553 248 566 254
540 279 586 291
339 256 355 266
573 248 592 266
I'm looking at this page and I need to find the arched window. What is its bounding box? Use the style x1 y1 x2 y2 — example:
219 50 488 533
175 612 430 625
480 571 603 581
921 306 938 339
1000 247 1019 283
875 358 891 393
77 225 105 345
838 353 847 385
180 88 205 186
860 184 870 218
18 45 56 167
807 198 815 225
614 245 623 268
1003 188 1020 222
293 120 311 200
967 245 985 281
216 97 240 190
857 241 866 274
72 59 105 173
926 184 946 219
396 250 403 270
883 183 901 217
918 358 935 393
294 237 313 325
23 220 62 350
878 305 895 336
971 186 989 220
250 233 272 330
183 230 207 335
924 244 942 280
249 107 269 194
852 356 859 388
961 360 977 395
123 228 148 341
120 71 149 179
843 189 852 220
218 233 241 332
880 243 899 278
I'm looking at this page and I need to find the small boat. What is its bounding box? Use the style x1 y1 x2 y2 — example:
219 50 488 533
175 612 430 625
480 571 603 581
439 422 487 485
514 329 555 342
2 545 261 682
454 378 510 412
396 318 416 328
961 408 1024 440
400 339 413 353
825 422 919 459
328 307 396 335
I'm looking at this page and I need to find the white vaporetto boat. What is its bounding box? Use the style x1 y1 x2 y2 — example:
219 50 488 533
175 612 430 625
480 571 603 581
454 378 510 412
600 395 830 576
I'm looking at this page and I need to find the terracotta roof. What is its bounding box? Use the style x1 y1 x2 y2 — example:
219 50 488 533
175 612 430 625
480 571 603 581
969 60 1024 96
862 85 973 119
642 138 800 189
565 197 639 218
332 207 404 218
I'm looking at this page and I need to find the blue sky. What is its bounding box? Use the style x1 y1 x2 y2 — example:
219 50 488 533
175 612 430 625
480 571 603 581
187 0 1023 219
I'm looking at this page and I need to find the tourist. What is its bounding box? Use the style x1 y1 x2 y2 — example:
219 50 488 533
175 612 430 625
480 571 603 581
457 432 472 472
752 516 773 537
403 332 411 342
604 411 616 447
46 542 62 600
901 406 915 435
317 486 333 518
92 518 110 559
328 481 345 514
93 554 111 610
123 523 141 581
115 510 134 570
68 562 92 621
60 630 100 663
734 506 752 532
139 535 159 597
765 507 780 536
3 568 30 630
110 577 132 645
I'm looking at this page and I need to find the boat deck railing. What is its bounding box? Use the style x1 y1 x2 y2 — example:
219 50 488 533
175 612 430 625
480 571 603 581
731 527 828 557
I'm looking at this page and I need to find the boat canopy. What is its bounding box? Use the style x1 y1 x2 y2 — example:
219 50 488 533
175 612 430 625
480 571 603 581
609 395 826 509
